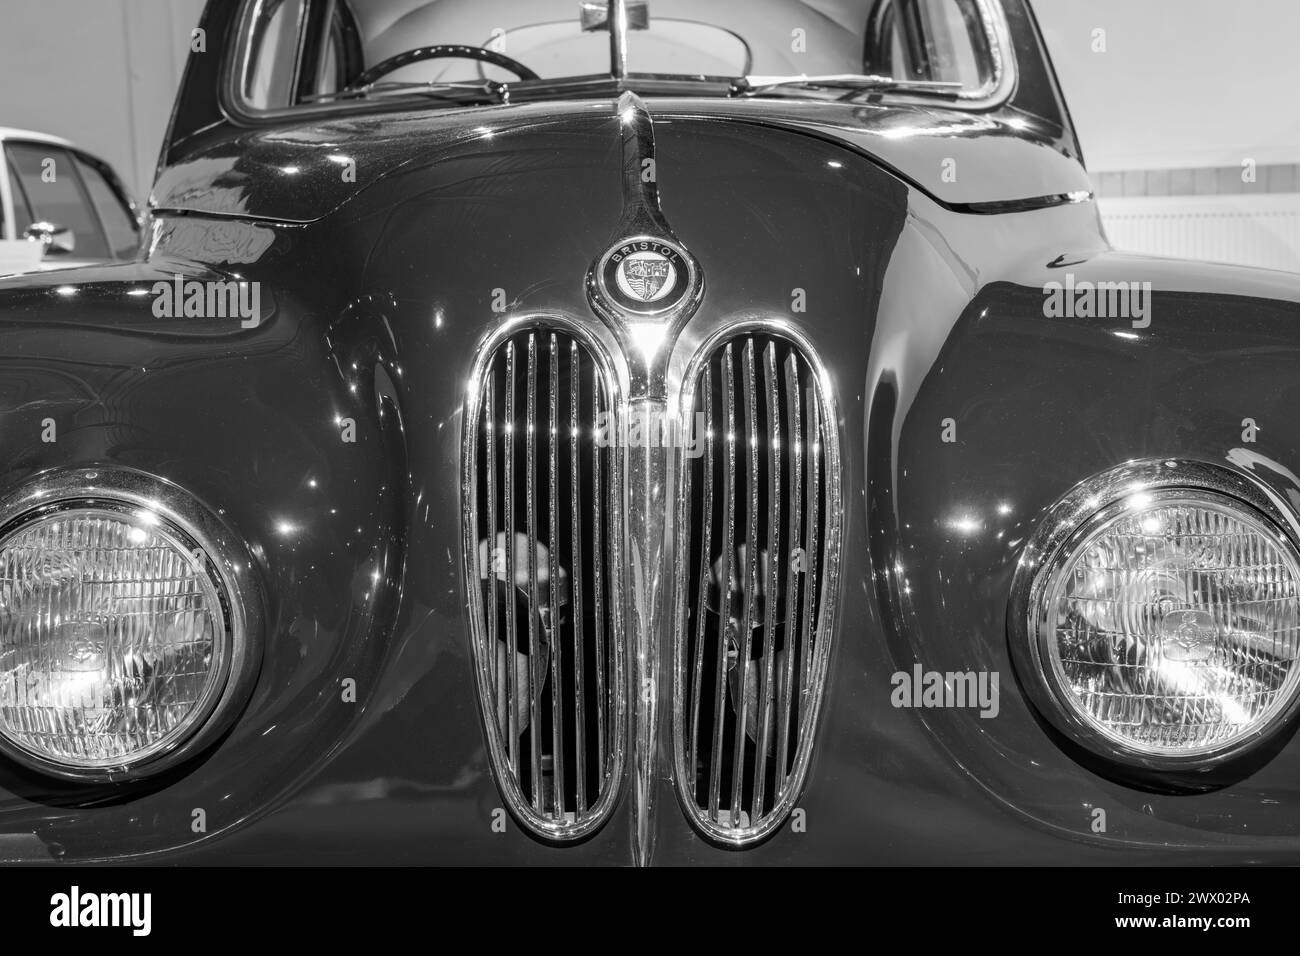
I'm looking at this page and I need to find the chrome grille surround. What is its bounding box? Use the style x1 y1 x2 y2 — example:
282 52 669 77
461 317 628 841
670 323 842 845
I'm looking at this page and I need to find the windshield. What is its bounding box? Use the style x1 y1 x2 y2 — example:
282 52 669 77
236 0 1005 111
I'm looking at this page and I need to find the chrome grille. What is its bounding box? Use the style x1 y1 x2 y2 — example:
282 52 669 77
464 328 625 840
673 332 840 844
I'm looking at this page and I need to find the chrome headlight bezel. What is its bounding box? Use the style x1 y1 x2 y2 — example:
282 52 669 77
1010 458 1300 774
0 468 262 781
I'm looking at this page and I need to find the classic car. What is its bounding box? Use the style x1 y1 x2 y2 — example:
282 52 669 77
0 128 141 276
0 0 1298 868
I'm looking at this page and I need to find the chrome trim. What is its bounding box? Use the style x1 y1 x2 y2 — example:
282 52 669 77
669 320 843 846
969 0 1018 107
461 314 629 842
864 0 1017 110
0 467 263 782
1009 458 1300 772
223 0 1016 123
580 92 703 865
624 391 668 866
581 0 649 34
0 151 15 243
608 0 629 80
225 0 306 121
585 92 705 403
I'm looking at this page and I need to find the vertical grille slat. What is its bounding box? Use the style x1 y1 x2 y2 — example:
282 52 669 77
753 342 782 812
675 331 840 845
709 343 737 822
686 366 713 782
775 353 803 781
486 366 502 752
466 327 625 840
729 339 760 824
592 383 607 777
800 381 822 727
546 334 565 820
569 340 587 814
525 334 543 812
503 343 519 769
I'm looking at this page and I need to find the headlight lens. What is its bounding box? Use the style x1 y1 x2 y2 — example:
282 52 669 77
0 506 230 772
1037 491 1300 758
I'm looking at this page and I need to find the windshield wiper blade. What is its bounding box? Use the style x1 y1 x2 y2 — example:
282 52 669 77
731 73 964 98
299 79 507 105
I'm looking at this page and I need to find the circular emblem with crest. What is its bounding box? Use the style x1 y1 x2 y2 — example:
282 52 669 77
592 235 697 318
617 250 677 303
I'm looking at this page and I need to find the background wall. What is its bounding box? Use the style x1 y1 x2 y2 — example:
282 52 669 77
1033 0 1300 171
0 0 207 201
1033 0 1300 271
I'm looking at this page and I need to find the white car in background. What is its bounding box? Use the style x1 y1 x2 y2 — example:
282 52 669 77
0 127 141 275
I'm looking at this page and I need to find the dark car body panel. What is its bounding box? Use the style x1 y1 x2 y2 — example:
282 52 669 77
150 100 1093 224
0 0 1299 865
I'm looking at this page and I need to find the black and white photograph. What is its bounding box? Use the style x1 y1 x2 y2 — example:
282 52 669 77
0 0 1296 931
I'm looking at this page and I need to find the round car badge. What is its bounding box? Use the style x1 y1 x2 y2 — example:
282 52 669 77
594 236 698 318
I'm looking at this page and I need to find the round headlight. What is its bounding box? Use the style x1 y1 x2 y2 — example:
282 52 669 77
1017 461 1300 769
0 473 255 778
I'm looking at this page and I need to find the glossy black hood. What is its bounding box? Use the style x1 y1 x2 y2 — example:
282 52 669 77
151 98 1093 225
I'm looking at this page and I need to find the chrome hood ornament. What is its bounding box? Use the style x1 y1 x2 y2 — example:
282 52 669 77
585 91 705 399
585 90 704 867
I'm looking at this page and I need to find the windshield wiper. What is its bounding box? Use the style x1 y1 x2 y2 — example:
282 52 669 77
298 73 962 108
299 79 507 106
730 73 964 99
